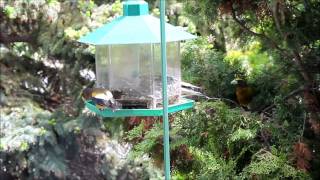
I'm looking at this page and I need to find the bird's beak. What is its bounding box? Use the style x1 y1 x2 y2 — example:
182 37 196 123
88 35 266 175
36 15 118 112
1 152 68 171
231 79 238 85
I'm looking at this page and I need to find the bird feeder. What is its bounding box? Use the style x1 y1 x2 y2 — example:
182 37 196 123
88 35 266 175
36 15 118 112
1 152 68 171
79 0 196 117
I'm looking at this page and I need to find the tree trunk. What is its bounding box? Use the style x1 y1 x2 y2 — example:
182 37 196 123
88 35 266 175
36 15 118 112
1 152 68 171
292 51 320 135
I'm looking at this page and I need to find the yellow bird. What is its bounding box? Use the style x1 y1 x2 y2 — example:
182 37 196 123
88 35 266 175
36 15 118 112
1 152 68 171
231 77 253 108
82 87 120 110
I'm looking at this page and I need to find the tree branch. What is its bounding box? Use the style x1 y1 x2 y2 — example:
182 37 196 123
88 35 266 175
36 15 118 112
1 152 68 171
0 32 33 44
271 0 284 37
260 86 319 114
205 96 239 106
230 5 287 54
230 3 315 84
292 50 313 84
303 0 311 12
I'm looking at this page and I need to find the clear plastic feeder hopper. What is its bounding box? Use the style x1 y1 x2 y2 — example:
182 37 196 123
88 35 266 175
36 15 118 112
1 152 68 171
95 42 181 108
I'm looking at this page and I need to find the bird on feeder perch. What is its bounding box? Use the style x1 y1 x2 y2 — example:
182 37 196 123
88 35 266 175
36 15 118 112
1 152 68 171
82 87 121 111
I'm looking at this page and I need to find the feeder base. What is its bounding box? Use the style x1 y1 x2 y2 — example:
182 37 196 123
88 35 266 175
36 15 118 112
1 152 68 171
84 98 194 117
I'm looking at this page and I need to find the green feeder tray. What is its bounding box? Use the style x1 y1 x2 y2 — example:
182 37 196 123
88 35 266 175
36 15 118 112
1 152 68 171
85 98 194 117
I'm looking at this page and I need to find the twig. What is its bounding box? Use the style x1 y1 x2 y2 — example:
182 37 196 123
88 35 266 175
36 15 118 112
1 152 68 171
183 93 240 107
260 86 305 114
230 4 290 58
189 93 239 106
205 96 239 106
300 112 307 139
0 32 33 44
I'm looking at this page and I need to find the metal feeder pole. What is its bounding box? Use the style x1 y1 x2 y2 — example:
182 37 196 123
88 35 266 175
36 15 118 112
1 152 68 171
160 0 171 179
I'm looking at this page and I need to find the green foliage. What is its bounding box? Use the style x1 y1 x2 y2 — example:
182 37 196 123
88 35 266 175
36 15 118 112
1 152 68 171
173 101 257 178
64 27 89 40
4 5 16 18
225 41 273 76
111 0 123 16
181 38 243 97
126 101 308 179
126 123 144 142
229 128 256 143
188 147 237 179
182 0 220 35
0 101 51 152
127 122 164 158
46 0 58 6
124 102 255 178
175 101 261 157
0 102 69 178
0 99 162 179
102 117 126 139
78 0 96 17
267 96 306 151
242 148 310 179
28 145 68 179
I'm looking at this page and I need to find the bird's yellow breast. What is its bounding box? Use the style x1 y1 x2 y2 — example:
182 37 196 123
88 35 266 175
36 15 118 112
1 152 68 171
91 89 113 100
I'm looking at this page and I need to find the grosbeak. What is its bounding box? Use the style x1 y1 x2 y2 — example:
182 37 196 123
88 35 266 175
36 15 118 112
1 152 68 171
231 77 253 108
82 87 121 110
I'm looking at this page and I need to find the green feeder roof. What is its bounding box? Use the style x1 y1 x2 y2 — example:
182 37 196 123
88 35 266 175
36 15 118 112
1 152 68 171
78 0 196 45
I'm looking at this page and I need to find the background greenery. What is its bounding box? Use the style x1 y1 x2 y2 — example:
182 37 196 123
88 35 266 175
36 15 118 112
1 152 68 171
0 0 319 179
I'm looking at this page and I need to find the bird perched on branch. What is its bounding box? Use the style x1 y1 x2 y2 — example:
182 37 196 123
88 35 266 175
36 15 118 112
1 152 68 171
81 87 121 111
231 77 253 109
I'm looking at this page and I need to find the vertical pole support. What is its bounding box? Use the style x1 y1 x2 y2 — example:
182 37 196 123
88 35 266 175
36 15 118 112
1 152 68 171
160 0 170 179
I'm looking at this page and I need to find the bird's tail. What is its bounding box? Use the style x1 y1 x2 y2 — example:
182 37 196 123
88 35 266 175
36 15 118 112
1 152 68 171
108 98 122 110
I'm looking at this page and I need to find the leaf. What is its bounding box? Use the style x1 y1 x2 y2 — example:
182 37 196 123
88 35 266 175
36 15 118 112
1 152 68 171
4 6 16 18
229 128 256 143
